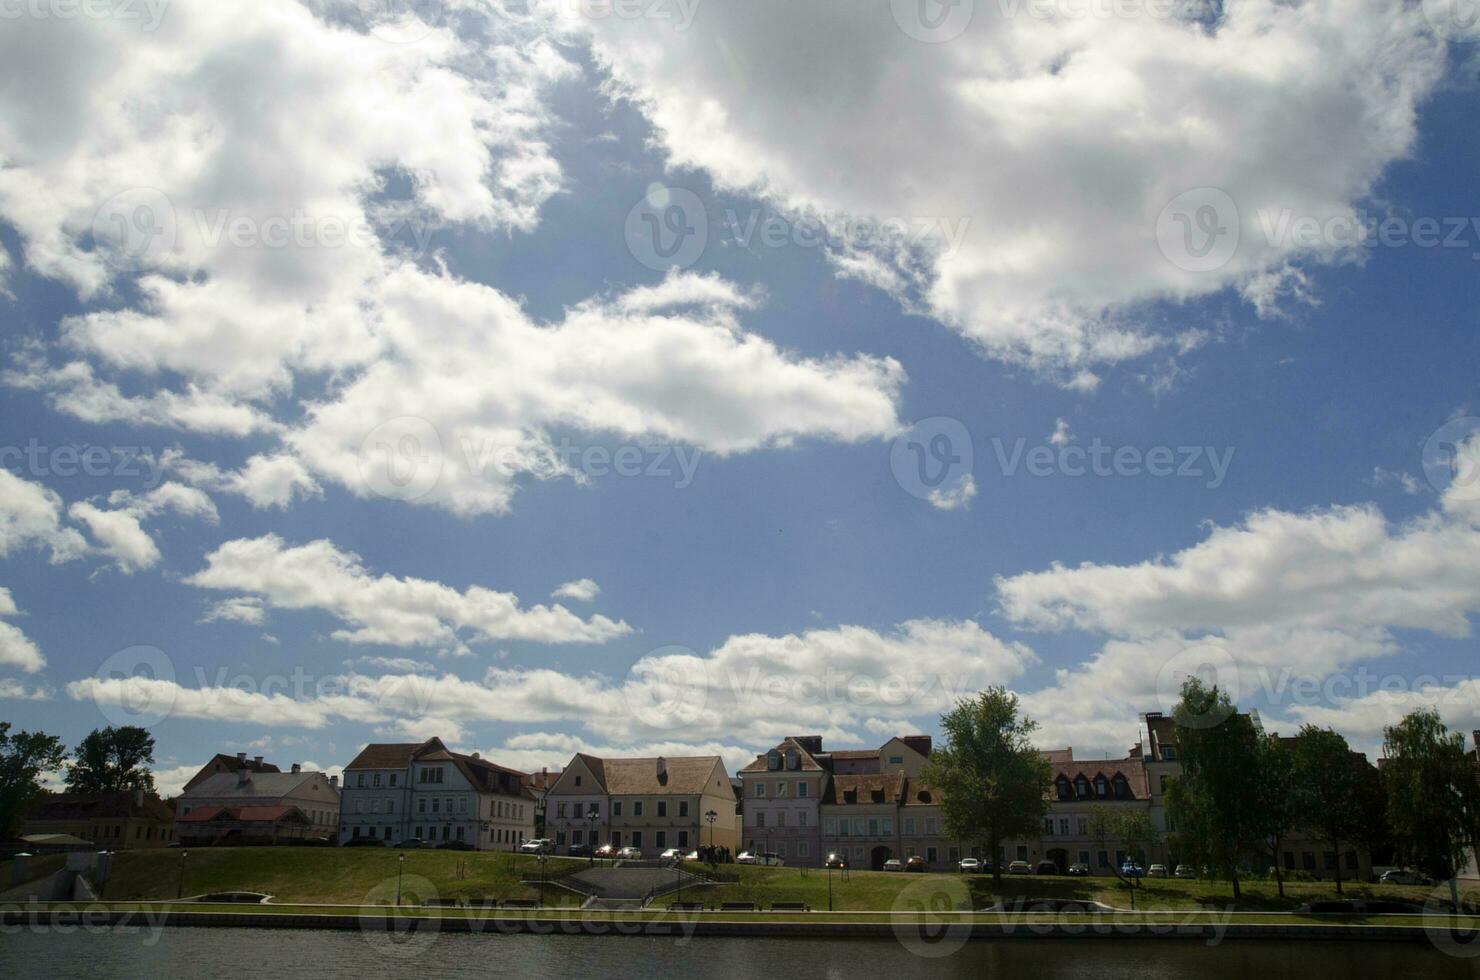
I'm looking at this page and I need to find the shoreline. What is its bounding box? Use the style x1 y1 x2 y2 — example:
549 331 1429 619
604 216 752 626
4 904 1474 944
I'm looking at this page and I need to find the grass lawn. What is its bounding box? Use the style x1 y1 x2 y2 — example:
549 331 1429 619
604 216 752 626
4 848 589 906
650 865 1440 912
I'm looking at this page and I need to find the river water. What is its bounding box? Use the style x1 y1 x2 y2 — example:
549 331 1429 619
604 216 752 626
1 927 1477 977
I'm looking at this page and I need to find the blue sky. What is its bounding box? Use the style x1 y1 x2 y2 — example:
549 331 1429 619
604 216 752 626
0 1 1478 794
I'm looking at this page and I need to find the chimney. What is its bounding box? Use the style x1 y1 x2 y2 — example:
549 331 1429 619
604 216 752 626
329 775 339 789
656 756 667 783
291 763 301 774
253 756 264 766
236 751 247 763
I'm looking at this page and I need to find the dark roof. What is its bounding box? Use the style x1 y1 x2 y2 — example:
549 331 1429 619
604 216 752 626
826 750 879 761
1047 753 1149 799
739 737 827 773
824 774 903 806
899 736 933 757
900 778 940 806
184 753 281 791
25 791 173 823
179 804 307 825
601 757 725 795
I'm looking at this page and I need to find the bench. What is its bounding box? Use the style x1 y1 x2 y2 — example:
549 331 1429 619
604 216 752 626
499 899 539 908
423 898 461 907
669 902 705 911
770 902 809 912
718 902 756 911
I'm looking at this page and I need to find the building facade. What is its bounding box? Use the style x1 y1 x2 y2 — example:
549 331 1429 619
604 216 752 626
339 738 535 849
737 736 829 865
177 763 340 844
544 753 740 856
21 790 176 849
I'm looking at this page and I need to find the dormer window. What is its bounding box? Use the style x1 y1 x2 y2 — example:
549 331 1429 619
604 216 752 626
1094 775 1108 798
1055 776 1072 801
785 749 799 771
1075 776 1090 799
767 750 781 771
1112 774 1130 799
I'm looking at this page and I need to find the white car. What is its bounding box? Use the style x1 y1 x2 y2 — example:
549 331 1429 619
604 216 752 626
1147 864 1169 878
736 851 784 866
660 848 684 861
617 845 642 860
958 857 981 873
883 858 903 872
518 839 553 854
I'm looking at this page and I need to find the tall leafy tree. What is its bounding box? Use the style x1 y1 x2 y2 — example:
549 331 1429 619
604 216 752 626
1254 734 1298 899
0 722 66 837
1290 726 1369 896
1088 806 1158 895
1163 677 1265 901
65 726 156 794
1383 709 1480 907
921 687 1052 887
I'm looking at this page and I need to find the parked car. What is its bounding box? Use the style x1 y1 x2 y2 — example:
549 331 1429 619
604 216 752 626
825 853 848 869
958 857 981 873
1067 862 1090 876
391 838 424 850
1007 860 1032 875
594 843 618 859
567 843 592 858
1120 862 1144 878
344 836 385 847
1035 860 1059 875
905 855 927 873
519 838 554 854
1174 864 1196 879
617 845 642 860
437 840 474 851
1380 869 1433 886
684 850 701 861
1147 864 1169 878
883 858 904 872
660 848 684 862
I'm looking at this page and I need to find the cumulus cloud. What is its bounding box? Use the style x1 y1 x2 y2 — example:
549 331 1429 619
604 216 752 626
575 0 1455 382
67 482 219 573
551 578 600 602
163 449 322 509
0 471 88 563
0 587 46 673
200 596 267 626
184 534 633 650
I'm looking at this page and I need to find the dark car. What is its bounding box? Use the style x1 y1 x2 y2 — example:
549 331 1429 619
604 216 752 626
391 838 424 850
825 853 848 869
437 840 475 851
344 836 385 848
568 843 593 857
905 855 927 873
1035 860 1060 875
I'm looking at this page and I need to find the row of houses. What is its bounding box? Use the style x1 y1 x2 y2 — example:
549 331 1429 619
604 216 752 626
19 716 1477 878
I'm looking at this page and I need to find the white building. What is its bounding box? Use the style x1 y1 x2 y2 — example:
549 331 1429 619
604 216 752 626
339 737 535 849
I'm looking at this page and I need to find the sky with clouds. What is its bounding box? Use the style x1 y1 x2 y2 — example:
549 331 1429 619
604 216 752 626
1 0 1478 795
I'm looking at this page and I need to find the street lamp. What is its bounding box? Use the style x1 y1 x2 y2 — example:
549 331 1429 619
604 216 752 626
826 854 834 912
176 849 189 900
705 809 717 858
538 852 548 907
396 852 405 906
586 806 598 866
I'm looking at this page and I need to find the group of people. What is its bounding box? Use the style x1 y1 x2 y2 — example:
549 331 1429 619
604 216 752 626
697 844 732 864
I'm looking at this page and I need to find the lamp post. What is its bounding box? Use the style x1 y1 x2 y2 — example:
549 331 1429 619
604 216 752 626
176 849 189 900
538 852 547 907
705 809 717 863
586 806 598 866
396 852 405 906
827 857 833 912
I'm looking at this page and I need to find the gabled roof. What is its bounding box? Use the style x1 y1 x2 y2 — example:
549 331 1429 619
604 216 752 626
179 804 307 824
182 771 332 800
1047 752 1149 799
344 743 421 770
25 791 174 823
344 738 531 798
599 756 726 795
739 736 826 773
900 778 941 806
184 754 281 791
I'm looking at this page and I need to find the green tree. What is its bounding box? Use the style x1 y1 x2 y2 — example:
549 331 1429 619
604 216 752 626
1254 735 1298 899
64 726 156 794
0 722 66 836
1290 726 1370 896
921 687 1053 887
1163 677 1265 901
1088 806 1158 896
1382 709 1480 907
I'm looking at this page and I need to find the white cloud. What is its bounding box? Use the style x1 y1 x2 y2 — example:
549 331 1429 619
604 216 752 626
551 578 600 602
164 449 322 509
0 587 45 673
201 596 267 626
0 678 51 701
576 0 1454 381
184 533 633 650
927 472 977 511
0 471 88 563
1049 418 1074 447
67 481 218 573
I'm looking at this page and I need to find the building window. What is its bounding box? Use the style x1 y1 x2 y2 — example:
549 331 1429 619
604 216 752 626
633 801 643 817
357 774 366 788
868 818 879 836
925 817 937 834
776 782 787 798
657 802 667 817
1058 818 1069 836
558 803 567 818
657 831 667 848
1075 776 1090 799
432 798 440 814
755 811 766 828
1056 776 1071 801
796 782 807 799
390 774 398 787
678 831 688 847
904 816 915 834
755 783 766 798
799 811 808 827
798 841 809 857
1162 747 1177 760
612 801 622 817
373 773 382 787
1017 845 1028 861
824 817 836 835
679 801 689 817
1043 817 1054 836
632 832 642 848
888 756 904 765
1094 776 1108 798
